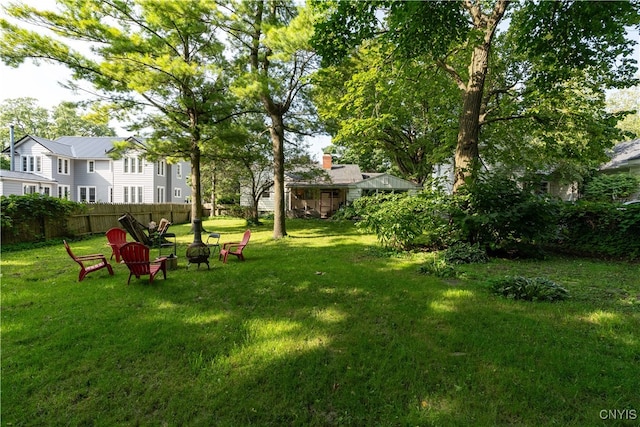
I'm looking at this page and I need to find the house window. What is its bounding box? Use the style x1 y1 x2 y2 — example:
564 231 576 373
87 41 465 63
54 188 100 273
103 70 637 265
157 161 165 176
78 186 97 203
157 186 165 203
124 186 143 203
42 186 51 196
58 158 70 175
124 157 144 174
174 188 182 198
108 187 113 203
87 160 95 173
176 164 182 179
538 181 550 195
21 155 41 173
23 184 37 194
58 185 70 199
261 191 271 198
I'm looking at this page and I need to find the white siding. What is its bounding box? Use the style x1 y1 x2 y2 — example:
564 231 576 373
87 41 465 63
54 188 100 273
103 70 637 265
111 152 154 203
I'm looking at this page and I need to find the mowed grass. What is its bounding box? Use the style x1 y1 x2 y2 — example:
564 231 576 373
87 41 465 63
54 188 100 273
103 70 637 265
1 218 639 426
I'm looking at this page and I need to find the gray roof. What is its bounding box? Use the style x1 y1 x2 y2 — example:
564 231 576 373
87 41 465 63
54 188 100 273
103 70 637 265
0 169 57 183
2 135 125 159
33 136 76 157
328 164 364 184
55 136 126 159
601 139 640 170
2 135 76 157
286 163 364 187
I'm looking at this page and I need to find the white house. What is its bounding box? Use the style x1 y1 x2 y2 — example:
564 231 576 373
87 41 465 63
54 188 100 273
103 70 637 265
1 135 191 203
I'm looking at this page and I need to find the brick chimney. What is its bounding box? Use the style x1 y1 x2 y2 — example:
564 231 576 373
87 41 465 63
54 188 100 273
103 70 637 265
322 153 332 169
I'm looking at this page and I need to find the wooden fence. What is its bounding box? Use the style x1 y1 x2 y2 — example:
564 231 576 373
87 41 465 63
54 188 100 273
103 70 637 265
1 203 206 245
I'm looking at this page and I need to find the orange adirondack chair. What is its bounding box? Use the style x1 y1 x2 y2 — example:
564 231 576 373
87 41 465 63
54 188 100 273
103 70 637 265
120 242 167 285
105 227 128 263
219 229 251 263
64 240 114 282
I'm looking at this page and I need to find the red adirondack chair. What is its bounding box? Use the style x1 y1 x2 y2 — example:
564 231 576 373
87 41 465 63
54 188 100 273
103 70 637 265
120 242 167 285
64 240 114 282
105 227 128 263
219 229 251 263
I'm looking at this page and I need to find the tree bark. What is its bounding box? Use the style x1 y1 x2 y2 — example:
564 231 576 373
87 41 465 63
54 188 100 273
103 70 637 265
190 140 203 221
269 112 287 238
452 0 509 192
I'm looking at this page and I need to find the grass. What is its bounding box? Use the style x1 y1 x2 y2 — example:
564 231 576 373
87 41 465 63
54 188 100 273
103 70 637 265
1 218 639 426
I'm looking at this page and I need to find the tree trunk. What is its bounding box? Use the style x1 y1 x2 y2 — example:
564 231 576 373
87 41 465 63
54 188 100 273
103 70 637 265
210 164 216 217
453 45 487 192
452 0 509 192
190 141 203 221
269 112 287 238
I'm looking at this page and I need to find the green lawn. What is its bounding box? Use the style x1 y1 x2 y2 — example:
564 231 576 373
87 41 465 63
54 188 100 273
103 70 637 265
2 218 639 426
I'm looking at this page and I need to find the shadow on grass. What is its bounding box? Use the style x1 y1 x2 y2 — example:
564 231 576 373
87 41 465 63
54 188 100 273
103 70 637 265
2 219 639 426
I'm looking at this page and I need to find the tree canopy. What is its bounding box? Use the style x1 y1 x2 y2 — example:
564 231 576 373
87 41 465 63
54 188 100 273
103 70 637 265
312 0 640 190
1 0 241 221
0 97 115 149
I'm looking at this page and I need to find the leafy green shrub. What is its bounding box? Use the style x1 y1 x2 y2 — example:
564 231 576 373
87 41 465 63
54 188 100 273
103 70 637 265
490 276 569 302
449 172 561 256
582 173 640 202
556 201 640 260
443 242 488 264
353 188 453 250
331 204 359 220
417 258 457 278
1 194 83 239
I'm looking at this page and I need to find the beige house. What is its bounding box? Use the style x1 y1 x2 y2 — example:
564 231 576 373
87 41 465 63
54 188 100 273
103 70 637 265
242 154 422 218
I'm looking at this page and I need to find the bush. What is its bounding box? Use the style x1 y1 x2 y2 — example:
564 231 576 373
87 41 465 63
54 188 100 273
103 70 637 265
582 173 640 202
489 276 569 302
443 242 488 264
1 194 83 239
417 258 457 278
353 188 453 250
331 204 359 221
449 172 561 256
556 201 640 260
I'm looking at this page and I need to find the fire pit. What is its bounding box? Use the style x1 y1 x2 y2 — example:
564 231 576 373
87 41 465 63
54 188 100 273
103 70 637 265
186 218 210 269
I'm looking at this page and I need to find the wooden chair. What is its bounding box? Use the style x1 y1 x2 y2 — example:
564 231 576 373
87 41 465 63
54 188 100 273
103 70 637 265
64 240 114 282
105 227 128 263
120 242 167 285
118 212 154 247
219 229 251 264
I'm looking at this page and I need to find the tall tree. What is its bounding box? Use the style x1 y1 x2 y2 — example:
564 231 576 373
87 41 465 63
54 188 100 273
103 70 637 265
607 83 640 139
50 102 115 137
312 0 640 191
313 40 459 184
0 97 51 144
1 0 238 221
221 0 318 239
0 97 114 149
